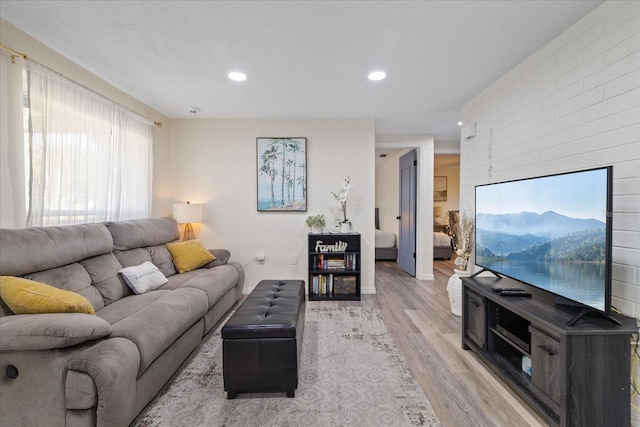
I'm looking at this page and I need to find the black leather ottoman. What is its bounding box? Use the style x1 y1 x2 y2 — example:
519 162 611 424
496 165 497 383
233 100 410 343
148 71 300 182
221 279 305 399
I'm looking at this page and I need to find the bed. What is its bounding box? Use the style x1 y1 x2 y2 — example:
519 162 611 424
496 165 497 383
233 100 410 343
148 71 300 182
375 208 398 261
433 210 460 260
374 208 455 260
433 231 452 259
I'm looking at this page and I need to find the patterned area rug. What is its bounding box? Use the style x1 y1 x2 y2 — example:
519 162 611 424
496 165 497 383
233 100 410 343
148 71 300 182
134 306 440 427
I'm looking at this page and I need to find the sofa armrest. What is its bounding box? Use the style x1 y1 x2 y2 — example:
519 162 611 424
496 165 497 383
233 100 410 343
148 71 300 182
0 313 112 351
68 337 139 427
203 249 231 268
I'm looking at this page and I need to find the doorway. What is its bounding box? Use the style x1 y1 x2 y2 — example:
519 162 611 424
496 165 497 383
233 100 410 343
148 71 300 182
375 136 435 281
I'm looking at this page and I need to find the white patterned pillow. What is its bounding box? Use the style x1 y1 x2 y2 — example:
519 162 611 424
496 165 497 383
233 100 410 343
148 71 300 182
119 261 168 294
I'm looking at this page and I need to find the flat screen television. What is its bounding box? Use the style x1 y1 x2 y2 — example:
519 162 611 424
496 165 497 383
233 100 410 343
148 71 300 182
474 166 614 325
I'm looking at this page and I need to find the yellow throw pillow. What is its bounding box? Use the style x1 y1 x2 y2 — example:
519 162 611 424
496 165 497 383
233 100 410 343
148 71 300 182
0 276 95 315
166 240 216 274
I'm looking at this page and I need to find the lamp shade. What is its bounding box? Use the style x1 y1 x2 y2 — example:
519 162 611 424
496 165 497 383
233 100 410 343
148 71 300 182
173 203 203 224
434 206 444 217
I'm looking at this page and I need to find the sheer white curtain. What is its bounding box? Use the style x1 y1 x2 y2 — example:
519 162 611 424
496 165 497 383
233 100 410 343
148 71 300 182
25 61 153 226
0 53 27 228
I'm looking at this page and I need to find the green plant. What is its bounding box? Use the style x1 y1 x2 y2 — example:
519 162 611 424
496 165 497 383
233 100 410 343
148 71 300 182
305 214 326 229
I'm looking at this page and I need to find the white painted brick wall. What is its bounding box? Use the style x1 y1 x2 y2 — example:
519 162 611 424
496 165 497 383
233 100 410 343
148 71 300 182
461 4 640 422
461 0 640 320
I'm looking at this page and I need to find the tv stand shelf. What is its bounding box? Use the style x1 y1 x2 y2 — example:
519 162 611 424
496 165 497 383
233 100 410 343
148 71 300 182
462 276 636 427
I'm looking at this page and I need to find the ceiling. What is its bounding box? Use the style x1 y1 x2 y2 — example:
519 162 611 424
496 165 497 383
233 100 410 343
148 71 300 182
0 1 603 141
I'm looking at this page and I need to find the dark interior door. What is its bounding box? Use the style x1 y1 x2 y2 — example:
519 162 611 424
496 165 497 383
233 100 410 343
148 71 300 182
398 150 416 276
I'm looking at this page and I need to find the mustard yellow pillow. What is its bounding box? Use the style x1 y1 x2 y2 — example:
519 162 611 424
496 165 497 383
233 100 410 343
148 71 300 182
166 240 216 274
0 276 95 315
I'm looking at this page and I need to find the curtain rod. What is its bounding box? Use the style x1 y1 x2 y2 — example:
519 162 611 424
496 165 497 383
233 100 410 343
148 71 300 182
0 43 163 128
0 42 29 63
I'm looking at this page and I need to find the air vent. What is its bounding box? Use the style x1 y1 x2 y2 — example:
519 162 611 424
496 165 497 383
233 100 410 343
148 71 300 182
379 154 388 158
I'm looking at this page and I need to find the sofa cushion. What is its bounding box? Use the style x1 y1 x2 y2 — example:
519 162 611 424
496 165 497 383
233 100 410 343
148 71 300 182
0 312 111 350
25 263 105 311
166 240 216 273
0 276 96 315
104 217 180 251
113 247 153 269
203 249 231 268
96 290 169 325
146 244 177 276
81 253 131 305
163 265 239 307
106 288 208 375
119 262 168 294
0 223 113 277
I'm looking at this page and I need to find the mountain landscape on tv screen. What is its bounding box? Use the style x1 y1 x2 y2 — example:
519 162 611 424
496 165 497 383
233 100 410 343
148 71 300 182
476 211 606 262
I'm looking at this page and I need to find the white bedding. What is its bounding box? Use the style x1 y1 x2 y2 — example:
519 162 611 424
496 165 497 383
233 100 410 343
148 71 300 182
375 229 396 248
434 231 451 247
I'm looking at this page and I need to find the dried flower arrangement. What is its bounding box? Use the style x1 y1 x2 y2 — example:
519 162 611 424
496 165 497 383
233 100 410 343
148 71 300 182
454 211 475 272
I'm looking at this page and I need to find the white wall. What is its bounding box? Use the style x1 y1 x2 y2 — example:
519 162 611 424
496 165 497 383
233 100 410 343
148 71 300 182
435 139 461 154
434 155 460 221
375 148 409 235
167 119 376 294
460 0 640 319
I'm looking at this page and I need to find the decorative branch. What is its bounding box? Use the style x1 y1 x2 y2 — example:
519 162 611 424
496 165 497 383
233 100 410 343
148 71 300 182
454 211 475 272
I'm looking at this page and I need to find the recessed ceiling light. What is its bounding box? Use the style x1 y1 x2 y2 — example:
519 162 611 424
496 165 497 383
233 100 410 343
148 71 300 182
368 71 386 81
458 121 463 126
228 72 247 81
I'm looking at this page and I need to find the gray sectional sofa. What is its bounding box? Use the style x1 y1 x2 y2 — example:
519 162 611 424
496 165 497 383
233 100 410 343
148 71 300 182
0 217 244 427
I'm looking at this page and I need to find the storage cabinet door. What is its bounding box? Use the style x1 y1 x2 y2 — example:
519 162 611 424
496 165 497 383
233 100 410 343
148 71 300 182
465 289 485 348
530 326 563 405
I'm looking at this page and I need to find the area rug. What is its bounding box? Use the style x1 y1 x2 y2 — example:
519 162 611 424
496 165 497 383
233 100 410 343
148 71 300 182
134 306 440 427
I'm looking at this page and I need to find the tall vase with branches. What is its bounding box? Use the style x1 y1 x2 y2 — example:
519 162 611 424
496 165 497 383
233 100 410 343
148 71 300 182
454 211 475 272
447 211 476 316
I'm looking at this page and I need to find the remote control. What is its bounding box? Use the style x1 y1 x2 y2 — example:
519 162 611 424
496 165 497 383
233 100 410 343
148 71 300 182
491 287 523 293
500 290 531 297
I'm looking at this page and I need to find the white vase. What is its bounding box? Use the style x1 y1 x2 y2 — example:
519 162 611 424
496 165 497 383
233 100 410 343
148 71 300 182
340 222 351 233
447 268 471 317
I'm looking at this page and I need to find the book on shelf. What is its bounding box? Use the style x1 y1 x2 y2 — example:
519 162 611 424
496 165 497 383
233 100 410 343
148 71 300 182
326 259 345 269
310 274 333 297
312 253 358 271
344 253 357 270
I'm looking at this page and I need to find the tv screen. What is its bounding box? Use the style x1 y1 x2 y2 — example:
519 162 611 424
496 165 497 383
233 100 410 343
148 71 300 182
474 167 612 315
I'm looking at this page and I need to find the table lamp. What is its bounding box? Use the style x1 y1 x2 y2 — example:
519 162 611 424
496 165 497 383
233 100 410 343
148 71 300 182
173 201 203 241
434 206 444 224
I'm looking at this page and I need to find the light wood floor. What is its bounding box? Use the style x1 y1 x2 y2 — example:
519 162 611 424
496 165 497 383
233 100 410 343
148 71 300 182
325 260 549 427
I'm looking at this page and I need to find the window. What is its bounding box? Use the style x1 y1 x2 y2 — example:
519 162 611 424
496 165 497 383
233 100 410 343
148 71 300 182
24 61 153 226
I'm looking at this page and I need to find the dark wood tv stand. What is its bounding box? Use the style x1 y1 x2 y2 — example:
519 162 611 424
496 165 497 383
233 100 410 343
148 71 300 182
461 276 636 427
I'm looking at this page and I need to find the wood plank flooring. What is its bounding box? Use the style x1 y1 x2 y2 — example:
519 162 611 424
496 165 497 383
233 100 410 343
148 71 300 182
319 260 549 427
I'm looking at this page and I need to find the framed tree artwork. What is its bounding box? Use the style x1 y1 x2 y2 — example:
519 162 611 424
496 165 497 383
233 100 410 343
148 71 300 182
257 137 307 211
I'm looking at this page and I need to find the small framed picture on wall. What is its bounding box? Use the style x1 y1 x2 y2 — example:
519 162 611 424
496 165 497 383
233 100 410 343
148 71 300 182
434 176 447 201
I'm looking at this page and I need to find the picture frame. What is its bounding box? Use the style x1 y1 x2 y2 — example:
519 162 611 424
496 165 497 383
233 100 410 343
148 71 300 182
257 137 307 211
434 176 447 202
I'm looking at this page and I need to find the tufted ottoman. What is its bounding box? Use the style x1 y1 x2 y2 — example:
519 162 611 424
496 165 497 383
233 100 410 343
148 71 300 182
221 279 305 398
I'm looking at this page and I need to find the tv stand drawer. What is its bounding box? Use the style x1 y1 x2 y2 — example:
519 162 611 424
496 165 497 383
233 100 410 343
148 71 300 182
529 326 563 407
463 288 485 349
